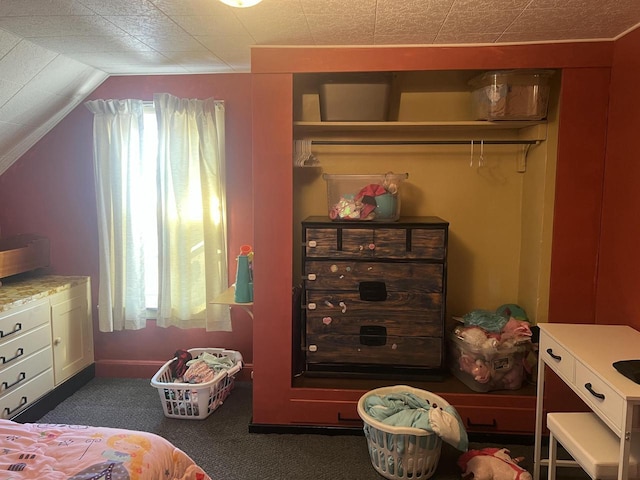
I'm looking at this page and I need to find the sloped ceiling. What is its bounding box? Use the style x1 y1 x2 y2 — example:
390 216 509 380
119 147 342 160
1 0 640 176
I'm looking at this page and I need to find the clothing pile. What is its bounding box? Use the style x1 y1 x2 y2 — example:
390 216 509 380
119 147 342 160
169 349 237 384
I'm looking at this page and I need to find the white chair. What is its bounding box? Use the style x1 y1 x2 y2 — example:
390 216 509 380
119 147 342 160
547 412 640 480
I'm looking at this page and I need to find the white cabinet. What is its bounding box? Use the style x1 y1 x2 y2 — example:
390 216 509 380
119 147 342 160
0 275 93 418
50 281 94 385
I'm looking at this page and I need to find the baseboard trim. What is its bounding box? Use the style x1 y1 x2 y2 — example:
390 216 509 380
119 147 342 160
13 363 95 423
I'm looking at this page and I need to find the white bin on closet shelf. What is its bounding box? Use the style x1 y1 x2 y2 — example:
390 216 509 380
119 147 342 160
150 347 243 420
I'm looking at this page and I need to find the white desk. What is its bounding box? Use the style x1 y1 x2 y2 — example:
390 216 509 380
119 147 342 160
534 323 640 480
210 286 253 319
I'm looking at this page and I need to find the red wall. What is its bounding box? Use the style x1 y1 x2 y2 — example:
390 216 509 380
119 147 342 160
0 73 254 378
595 27 640 330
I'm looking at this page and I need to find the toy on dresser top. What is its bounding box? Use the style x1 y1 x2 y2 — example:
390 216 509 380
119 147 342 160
448 304 534 392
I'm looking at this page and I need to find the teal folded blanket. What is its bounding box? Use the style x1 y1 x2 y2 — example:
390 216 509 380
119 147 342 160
364 391 468 452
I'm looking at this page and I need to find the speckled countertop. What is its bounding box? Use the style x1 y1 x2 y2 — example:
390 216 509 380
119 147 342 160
0 274 89 312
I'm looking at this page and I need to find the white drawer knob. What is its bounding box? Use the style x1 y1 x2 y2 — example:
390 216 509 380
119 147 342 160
54 337 62 346
309 345 318 352
307 273 316 281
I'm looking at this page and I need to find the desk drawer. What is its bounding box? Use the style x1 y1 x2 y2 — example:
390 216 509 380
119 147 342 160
540 331 575 383
575 360 624 433
0 300 49 342
0 324 51 370
0 347 52 396
0 368 54 419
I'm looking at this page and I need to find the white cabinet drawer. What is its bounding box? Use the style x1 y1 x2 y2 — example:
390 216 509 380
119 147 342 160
0 368 54 419
575 360 624 433
0 299 49 342
540 330 575 383
0 324 51 370
0 347 53 396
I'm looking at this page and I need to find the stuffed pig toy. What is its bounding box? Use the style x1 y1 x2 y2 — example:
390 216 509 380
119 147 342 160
458 447 532 480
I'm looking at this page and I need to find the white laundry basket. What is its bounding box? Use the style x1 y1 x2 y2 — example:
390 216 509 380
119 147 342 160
150 348 243 420
357 385 446 480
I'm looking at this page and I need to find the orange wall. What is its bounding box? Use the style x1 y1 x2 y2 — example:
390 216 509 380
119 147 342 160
0 73 254 378
595 27 640 330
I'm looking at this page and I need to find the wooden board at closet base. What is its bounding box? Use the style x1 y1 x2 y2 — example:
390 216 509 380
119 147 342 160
280 374 538 435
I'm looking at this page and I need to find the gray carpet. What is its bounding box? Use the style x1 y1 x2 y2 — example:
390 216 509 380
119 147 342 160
35 378 586 480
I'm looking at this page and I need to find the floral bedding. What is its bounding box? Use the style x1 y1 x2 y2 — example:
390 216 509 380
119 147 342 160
0 419 211 479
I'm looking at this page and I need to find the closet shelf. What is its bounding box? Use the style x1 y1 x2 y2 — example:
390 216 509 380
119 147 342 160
294 120 547 143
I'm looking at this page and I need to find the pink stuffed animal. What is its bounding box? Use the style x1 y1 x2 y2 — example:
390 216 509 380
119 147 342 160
458 448 532 480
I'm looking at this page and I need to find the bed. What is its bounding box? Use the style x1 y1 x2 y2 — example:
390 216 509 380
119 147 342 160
0 419 211 479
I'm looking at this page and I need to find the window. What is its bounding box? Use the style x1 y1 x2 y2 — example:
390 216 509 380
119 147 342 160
86 95 230 332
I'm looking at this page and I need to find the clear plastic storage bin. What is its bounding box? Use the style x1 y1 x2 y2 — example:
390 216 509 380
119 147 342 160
447 333 531 392
469 69 554 120
323 172 408 221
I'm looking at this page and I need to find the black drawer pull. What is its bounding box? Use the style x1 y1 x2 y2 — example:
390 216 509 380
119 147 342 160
337 412 361 422
0 323 22 339
4 396 27 417
546 348 562 361
1 348 24 365
585 382 605 400
359 281 387 301
2 372 26 391
466 418 497 428
360 326 386 346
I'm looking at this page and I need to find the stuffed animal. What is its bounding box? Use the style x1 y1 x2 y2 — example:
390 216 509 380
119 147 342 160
457 447 533 480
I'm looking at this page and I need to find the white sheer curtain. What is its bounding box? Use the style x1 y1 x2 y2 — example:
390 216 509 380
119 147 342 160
154 93 230 331
85 99 148 332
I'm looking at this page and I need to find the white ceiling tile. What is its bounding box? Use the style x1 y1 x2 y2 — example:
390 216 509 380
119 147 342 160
452 0 531 10
306 14 375 42
435 32 503 44
0 40 57 84
299 0 376 16
171 15 249 37
0 0 94 16
439 9 522 34
107 65 189 74
0 87 68 126
0 121 27 152
374 33 438 44
0 28 21 58
103 15 186 37
0 79 22 108
195 34 255 52
0 15 125 37
27 35 156 54
65 50 172 69
136 34 208 52
26 55 107 97
150 0 231 16
77 0 163 16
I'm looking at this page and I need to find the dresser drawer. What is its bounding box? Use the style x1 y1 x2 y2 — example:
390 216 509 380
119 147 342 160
540 330 575 383
305 261 443 292
306 291 443 336
575 359 624 432
0 324 51 371
306 334 442 367
305 227 446 260
0 347 52 396
0 368 54 419
0 299 49 343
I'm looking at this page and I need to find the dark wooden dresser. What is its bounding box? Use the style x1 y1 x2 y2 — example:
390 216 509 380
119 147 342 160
301 216 449 377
